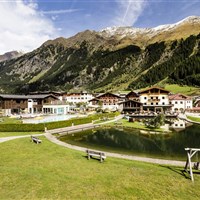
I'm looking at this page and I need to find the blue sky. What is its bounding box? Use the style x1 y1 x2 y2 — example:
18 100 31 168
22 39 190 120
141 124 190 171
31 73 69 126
0 0 200 53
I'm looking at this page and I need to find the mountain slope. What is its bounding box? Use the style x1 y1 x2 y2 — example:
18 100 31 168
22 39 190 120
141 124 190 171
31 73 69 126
0 51 23 62
0 16 200 93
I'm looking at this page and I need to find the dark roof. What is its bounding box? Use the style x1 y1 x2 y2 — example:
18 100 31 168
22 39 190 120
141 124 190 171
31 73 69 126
96 92 121 98
126 91 139 97
139 86 170 94
0 94 58 100
88 97 102 102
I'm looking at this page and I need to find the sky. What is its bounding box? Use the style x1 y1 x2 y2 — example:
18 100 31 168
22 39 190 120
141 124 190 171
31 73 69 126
0 0 200 54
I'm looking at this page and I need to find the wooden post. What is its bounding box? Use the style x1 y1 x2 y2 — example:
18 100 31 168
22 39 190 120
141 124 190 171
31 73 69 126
87 150 90 160
184 148 200 182
100 153 103 163
188 149 194 182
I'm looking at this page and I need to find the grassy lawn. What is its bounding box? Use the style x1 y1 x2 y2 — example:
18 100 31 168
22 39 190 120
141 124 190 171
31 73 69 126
187 116 200 123
165 84 200 95
0 137 200 199
105 118 166 132
0 132 43 137
0 117 22 124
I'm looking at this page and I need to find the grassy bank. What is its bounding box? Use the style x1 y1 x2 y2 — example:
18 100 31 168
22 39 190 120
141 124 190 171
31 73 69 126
0 132 43 137
187 116 200 123
165 84 200 95
105 118 166 132
0 137 200 199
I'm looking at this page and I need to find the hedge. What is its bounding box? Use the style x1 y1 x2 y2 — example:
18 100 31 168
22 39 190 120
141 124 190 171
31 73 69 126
0 123 45 132
0 112 120 132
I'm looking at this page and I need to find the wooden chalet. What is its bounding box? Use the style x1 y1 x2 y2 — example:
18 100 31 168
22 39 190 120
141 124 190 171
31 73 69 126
89 92 121 110
118 100 143 113
125 91 139 101
0 94 58 115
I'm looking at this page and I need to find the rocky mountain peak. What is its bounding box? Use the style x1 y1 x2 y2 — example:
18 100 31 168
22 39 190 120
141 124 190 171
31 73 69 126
0 51 23 62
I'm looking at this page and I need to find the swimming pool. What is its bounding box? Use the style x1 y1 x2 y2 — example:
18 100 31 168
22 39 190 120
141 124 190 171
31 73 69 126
23 114 84 124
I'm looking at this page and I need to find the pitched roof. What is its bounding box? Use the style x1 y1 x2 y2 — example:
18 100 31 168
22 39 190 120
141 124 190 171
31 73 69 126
126 91 139 97
96 92 121 98
139 86 170 94
0 94 58 100
169 93 191 100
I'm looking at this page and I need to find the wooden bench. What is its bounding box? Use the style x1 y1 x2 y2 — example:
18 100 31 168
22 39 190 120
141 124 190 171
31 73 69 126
31 136 42 144
86 149 106 163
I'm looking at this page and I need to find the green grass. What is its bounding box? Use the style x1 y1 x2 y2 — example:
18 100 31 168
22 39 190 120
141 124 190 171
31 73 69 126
0 137 200 199
0 117 22 124
165 84 200 95
0 132 43 137
187 116 200 123
105 119 166 132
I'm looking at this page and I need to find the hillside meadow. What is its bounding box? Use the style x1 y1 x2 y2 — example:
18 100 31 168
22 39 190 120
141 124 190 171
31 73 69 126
1 136 200 199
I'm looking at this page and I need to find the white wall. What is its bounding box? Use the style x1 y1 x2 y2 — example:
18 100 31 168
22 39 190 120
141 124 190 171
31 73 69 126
170 100 193 111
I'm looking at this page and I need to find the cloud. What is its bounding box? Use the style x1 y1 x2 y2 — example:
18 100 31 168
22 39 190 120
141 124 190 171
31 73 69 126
112 0 147 26
41 9 80 15
0 0 57 54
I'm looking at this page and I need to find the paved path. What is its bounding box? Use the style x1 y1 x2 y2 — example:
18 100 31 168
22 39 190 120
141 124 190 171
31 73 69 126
178 113 200 125
0 133 44 143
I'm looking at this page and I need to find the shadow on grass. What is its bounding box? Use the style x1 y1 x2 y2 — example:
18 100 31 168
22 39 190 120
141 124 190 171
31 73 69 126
82 155 105 163
159 165 195 180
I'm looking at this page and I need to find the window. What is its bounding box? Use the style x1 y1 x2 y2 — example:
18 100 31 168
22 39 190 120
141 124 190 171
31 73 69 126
144 103 147 105
151 97 153 99
156 103 158 105
175 101 178 104
162 97 165 99
180 101 183 104
16 100 21 104
162 102 165 105
180 124 183 126
151 103 153 105
144 97 147 99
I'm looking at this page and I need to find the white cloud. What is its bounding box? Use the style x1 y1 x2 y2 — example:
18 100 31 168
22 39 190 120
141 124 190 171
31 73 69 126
41 9 80 15
113 0 147 26
0 0 57 54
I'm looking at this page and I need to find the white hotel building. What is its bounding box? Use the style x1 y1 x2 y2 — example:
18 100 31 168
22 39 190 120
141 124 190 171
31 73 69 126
63 92 94 104
169 93 193 112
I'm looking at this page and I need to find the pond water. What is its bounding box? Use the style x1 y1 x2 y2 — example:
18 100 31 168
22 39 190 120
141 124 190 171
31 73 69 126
59 124 200 160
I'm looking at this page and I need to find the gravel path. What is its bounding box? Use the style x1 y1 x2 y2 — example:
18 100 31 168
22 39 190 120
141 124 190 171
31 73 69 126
45 132 186 167
0 133 44 143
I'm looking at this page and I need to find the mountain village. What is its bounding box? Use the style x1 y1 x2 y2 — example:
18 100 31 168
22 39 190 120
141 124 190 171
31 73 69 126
0 86 199 117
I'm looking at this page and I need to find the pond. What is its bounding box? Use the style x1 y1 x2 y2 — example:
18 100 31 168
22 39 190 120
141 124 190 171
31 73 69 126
59 124 200 160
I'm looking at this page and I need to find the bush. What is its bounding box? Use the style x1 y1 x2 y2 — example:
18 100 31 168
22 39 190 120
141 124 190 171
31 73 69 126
0 124 44 132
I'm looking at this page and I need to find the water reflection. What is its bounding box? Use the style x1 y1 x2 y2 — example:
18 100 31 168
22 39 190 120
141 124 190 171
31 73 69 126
59 123 200 160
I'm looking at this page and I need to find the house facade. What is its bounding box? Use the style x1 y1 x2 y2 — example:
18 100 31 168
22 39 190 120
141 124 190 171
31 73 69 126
125 91 139 101
63 92 94 104
139 87 171 112
89 92 121 110
118 100 143 113
43 100 74 115
169 93 193 112
0 94 58 116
